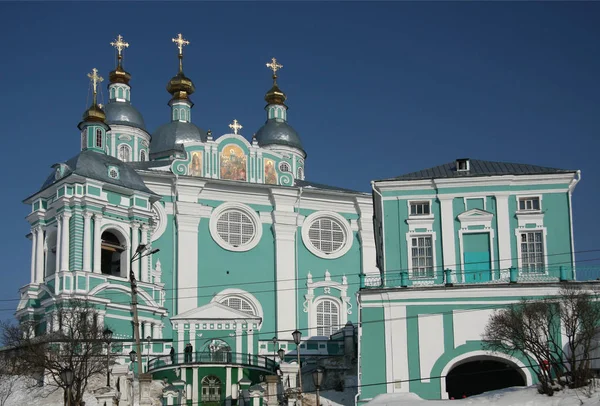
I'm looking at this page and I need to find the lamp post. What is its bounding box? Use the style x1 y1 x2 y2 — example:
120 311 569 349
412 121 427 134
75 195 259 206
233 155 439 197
292 329 302 393
277 348 285 362
103 328 113 387
60 367 74 406
272 336 278 361
146 335 151 373
312 368 324 406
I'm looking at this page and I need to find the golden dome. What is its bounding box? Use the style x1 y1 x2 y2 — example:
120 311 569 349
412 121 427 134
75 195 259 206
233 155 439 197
265 81 287 105
82 103 106 123
167 72 195 101
109 65 131 85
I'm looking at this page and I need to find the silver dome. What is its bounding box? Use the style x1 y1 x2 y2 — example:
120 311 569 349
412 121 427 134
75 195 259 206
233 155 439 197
255 119 304 151
104 101 146 130
150 121 208 158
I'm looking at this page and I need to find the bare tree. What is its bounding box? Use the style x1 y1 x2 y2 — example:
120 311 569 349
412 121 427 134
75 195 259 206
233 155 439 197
0 352 19 406
2 299 116 406
483 285 600 396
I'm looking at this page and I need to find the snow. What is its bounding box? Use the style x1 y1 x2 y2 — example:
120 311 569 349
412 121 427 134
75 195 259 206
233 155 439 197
365 385 600 406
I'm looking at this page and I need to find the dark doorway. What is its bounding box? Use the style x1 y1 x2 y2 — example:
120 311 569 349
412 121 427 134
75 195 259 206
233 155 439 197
446 359 525 399
101 231 124 276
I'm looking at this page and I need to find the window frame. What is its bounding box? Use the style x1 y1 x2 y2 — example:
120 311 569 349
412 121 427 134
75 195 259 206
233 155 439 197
406 232 437 280
517 229 547 274
95 128 103 148
409 201 431 217
315 298 340 337
301 211 353 260
209 203 263 252
279 161 291 173
517 195 542 212
118 144 132 162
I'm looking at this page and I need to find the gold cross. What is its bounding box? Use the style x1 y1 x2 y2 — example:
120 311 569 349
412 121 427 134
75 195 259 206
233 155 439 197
110 34 129 56
172 33 190 55
266 57 283 76
87 68 104 95
229 119 243 135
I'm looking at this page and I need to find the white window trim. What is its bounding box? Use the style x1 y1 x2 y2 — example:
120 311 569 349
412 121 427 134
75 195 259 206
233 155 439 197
515 194 543 213
463 196 487 211
514 227 549 274
211 288 264 325
278 161 291 173
406 232 437 280
99 222 131 279
209 202 262 252
301 211 353 260
457 209 493 229
118 143 132 162
407 199 433 218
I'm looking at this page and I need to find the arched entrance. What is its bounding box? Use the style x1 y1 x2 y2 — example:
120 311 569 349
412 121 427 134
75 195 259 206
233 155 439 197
445 357 526 399
201 375 222 406
100 229 126 277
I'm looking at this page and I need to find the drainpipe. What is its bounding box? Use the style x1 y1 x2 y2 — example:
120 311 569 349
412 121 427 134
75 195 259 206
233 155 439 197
371 181 385 286
354 292 362 406
567 170 581 279
294 187 303 330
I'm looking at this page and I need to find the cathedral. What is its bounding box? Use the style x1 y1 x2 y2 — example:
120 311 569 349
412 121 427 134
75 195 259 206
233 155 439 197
18 34 375 405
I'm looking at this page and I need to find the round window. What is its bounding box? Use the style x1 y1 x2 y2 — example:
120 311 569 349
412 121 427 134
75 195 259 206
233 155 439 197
302 212 353 259
215 210 255 248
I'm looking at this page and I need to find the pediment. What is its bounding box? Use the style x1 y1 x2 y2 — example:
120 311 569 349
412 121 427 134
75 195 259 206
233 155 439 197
457 208 493 220
171 302 261 321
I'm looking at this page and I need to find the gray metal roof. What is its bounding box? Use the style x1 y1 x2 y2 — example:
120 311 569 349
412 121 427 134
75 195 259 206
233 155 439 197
381 159 577 181
40 150 154 195
150 121 208 159
104 101 146 130
255 119 304 151
294 179 363 194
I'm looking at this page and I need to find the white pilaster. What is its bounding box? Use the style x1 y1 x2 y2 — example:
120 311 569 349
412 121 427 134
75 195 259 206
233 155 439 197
226 367 232 401
192 367 199 404
93 214 103 273
140 224 149 282
82 212 93 272
178 327 185 354
247 329 254 356
134 136 139 163
30 228 37 284
143 321 152 339
131 222 140 279
152 323 160 339
271 188 299 336
439 197 457 272
175 202 202 314
55 219 62 283
35 226 45 282
60 213 71 272
236 325 243 352
355 199 378 276
495 194 512 270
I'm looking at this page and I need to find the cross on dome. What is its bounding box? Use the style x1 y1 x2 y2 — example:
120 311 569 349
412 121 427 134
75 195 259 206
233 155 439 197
172 33 190 55
229 119 243 135
266 57 283 76
87 68 103 95
110 34 129 56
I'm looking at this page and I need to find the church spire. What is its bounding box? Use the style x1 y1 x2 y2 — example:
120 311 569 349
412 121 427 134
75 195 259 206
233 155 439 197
264 57 288 121
166 33 195 123
79 68 109 154
108 34 131 86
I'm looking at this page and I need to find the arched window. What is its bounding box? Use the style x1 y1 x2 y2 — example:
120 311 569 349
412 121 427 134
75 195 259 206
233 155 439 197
201 376 222 403
297 167 304 180
181 109 187 121
126 89 130 101
110 88 115 99
316 299 339 336
173 109 179 121
279 162 290 173
220 296 257 315
118 144 131 162
100 230 125 277
277 108 282 119
140 150 146 162
95 129 103 148
118 87 124 99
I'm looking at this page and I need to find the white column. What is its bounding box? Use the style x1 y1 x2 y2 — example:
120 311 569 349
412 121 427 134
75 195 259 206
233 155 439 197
236 325 243 353
356 199 378 276
178 327 185 354
55 219 62 277
152 323 160 339
140 224 149 282
134 136 139 162
30 228 37 284
131 222 140 279
495 194 513 270
93 214 103 273
192 367 199 404
35 226 45 282
60 213 71 272
175 202 201 314
143 321 152 339
82 212 93 272
439 197 457 275
225 367 232 402
247 328 254 356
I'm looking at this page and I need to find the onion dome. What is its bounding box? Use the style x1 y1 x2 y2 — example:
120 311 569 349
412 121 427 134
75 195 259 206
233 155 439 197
80 68 106 124
150 121 208 159
109 35 131 85
167 33 195 102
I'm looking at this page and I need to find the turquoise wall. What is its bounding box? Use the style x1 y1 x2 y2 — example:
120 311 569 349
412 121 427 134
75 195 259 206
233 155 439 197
359 307 387 400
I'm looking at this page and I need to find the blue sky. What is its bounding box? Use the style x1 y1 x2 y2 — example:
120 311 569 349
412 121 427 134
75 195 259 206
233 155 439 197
0 2 598 319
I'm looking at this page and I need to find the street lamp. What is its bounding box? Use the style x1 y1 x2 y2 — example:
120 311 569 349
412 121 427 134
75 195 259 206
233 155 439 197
277 348 285 362
146 335 152 373
103 328 113 387
312 368 324 406
129 350 137 364
272 336 278 360
292 329 302 393
60 367 74 406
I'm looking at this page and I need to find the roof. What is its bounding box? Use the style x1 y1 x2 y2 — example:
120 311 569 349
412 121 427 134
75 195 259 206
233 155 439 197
104 101 146 130
39 150 155 195
255 119 304 152
294 179 364 194
171 302 262 321
150 121 208 159
381 159 577 181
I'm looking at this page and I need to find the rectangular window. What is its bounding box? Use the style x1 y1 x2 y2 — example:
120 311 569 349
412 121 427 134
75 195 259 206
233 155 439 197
518 197 541 211
410 201 430 216
520 231 544 272
95 129 103 148
411 236 434 278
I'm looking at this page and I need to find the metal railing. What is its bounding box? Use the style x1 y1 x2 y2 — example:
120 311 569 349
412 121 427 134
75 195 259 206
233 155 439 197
360 266 599 289
147 352 278 373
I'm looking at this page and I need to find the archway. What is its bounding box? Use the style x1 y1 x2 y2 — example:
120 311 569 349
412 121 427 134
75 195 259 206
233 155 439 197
100 230 127 277
445 357 526 399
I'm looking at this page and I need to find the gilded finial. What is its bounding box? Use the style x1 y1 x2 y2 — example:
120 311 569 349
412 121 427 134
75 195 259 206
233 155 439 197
172 33 190 73
266 57 283 83
110 34 129 65
109 35 132 85
87 68 104 105
229 119 243 135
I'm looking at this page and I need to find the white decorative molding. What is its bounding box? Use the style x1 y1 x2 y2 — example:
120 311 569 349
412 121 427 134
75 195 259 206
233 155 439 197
301 211 353 260
208 202 263 252
303 270 350 337
516 212 544 228
211 288 264 327
150 202 168 242
406 216 435 232
405 231 438 280
514 227 549 272
457 208 493 230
